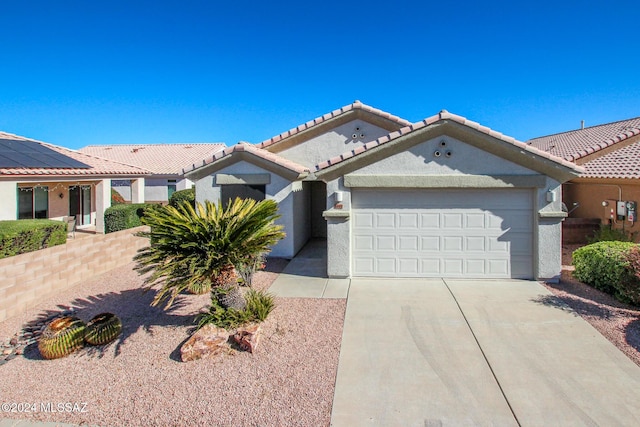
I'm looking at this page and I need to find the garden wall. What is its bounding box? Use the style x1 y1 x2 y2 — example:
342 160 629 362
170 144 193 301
0 226 149 322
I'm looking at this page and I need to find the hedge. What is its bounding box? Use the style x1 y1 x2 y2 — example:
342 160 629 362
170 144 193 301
104 203 157 233
0 219 66 259
572 241 640 304
169 188 195 208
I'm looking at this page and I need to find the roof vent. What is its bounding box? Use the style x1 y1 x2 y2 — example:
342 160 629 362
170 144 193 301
581 120 585 130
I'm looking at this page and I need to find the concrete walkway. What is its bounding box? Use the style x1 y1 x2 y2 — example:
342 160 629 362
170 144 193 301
268 239 349 299
331 278 640 426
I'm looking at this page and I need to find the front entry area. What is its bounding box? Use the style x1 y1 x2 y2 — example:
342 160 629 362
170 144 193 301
351 188 534 278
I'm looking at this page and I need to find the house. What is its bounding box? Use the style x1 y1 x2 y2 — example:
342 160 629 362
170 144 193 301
184 101 582 281
0 131 149 232
80 143 225 204
528 117 640 239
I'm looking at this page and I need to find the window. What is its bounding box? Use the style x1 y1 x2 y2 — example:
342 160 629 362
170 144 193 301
167 179 177 199
220 184 266 208
17 186 49 219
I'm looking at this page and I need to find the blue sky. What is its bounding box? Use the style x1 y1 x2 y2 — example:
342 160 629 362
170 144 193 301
1 1 638 150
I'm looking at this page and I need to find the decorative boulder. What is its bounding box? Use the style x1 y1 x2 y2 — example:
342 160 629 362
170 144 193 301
233 324 261 353
180 324 230 362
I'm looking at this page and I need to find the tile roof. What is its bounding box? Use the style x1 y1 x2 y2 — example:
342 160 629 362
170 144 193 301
257 100 412 150
0 132 150 177
527 117 640 162
579 140 640 179
315 110 581 172
184 142 309 176
80 143 225 175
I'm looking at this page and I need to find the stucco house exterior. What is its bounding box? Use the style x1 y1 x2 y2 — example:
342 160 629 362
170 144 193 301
0 131 149 232
185 101 582 281
80 143 224 204
528 117 640 240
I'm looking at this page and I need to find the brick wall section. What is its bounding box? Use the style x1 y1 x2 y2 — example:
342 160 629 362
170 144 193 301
0 226 149 322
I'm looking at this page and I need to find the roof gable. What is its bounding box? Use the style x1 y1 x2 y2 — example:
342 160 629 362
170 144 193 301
80 143 225 175
527 117 640 162
314 111 583 183
257 101 411 152
184 142 309 182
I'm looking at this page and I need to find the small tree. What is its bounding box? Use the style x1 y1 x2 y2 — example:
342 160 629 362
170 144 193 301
134 198 285 309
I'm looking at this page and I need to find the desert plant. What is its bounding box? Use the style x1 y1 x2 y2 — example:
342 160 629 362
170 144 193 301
38 316 87 359
85 313 122 345
134 198 285 309
235 253 266 287
111 188 126 205
196 300 251 330
196 288 275 329
573 241 636 295
244 289 275 322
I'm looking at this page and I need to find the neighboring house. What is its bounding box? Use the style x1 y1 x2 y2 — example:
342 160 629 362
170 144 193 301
185 101 582 281
0 131 149 232
80 143 225 204
528 117 640 237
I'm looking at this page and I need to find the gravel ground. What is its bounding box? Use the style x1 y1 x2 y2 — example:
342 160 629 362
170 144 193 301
541 245 640 367
0 259 346 427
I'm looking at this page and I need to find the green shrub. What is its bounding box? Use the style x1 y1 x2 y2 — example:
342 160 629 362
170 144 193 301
621 246 640 305
588 224 634 243
0 219 66 259
573 241 636 297
104 203 156 233
169 188 195 208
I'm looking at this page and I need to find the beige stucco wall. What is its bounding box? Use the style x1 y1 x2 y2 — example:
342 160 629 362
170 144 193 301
0 181 17 220
563 179 640 238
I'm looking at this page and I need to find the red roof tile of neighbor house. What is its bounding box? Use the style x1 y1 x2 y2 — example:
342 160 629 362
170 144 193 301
579 140 640 179
80 143 225 175
527 117 640 162
257 100 413 149
0 131 150 177
184 142 309 175
315 110 582 172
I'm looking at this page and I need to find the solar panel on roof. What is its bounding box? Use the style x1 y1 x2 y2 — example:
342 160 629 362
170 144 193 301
0 139 91 169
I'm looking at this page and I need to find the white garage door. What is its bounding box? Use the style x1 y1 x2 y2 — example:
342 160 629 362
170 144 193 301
352 189 533 278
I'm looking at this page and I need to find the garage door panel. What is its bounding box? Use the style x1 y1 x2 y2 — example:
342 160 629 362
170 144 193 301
352 189 533 278
376 258 396 274
376 213 395 228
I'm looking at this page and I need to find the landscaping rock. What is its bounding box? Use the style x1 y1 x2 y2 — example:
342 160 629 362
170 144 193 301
233 324 261 354
180 324 230 362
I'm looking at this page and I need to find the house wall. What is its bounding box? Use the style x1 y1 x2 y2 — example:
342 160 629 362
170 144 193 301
0 226 148 322
324 135 566 280
276 119 391 167
563 180 640 239
0 181 17 220
145 178 171 203
195 162 297 258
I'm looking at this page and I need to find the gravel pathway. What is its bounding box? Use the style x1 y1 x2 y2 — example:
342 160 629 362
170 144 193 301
540 245 640 367
0 259 346 427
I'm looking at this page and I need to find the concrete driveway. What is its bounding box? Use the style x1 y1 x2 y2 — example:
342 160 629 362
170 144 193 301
331 278 640 426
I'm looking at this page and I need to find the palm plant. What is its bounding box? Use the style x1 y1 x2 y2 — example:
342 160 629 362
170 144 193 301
134 198 285 309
